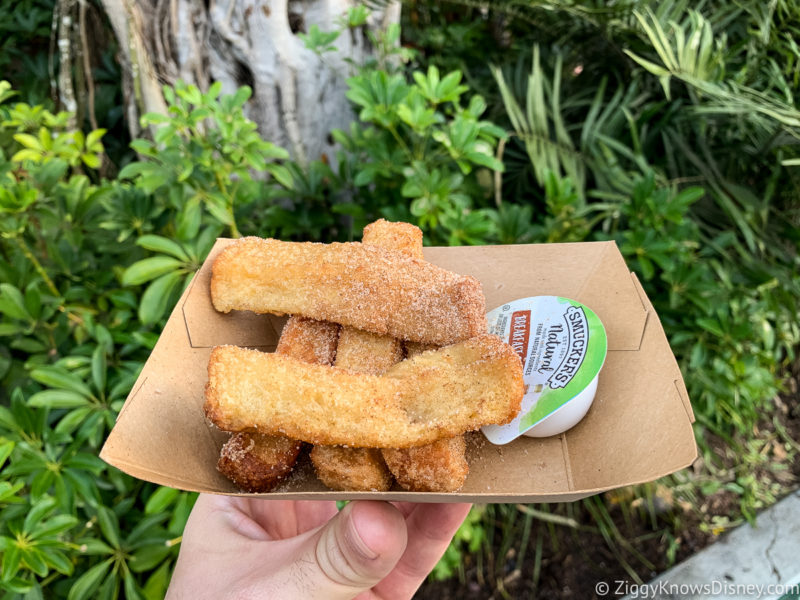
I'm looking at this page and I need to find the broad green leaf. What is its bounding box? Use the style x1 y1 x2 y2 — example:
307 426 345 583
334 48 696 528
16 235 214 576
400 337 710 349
125 570 144 600
64 468 101 505
0 405 19 432
96 506 121 549
30 367 93 397
117 161 152 179
122 257 183 286
54 406 93 435
64 453 105 473
0 324 23 337
75 539 114 556
145 486 179 515
266 164 293 189
0 481 25 503
24 497 57 532
13 133 42 150
176 198 202 241
143 561 171 600
23 286 41 320
28 390 90 409
81 153 101 169
139 271 183 324
96 570 119 600
204 196 233 226
129 543 171 573
40 547 73 576
1 575 33 594
11 337 47 353
168 492 197 535
1 542 21 582
91 345 107 394
10 148 41 162
0 439 14 468
67 558 112 600
0 284 30 321
31 514 78 539
86 129 107 149
30 470 56 500
136 235 190 261
21 547 48 577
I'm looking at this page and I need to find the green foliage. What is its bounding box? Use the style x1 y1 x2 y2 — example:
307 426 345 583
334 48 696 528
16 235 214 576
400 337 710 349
0 0 54 104
493 47 584 197
430 506 486 581
119 81 291 239
0 84 198 597
335 64 506 245
403 0 800 585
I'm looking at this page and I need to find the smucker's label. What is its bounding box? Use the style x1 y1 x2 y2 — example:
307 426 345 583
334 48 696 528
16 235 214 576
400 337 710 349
482 296 607 444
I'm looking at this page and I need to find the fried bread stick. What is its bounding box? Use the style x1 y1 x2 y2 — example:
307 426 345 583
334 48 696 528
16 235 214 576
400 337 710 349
217 432 302 493
216 317 339 491
204 334 523 448
309 446 392 492
310 220 422 491
210 237 485 346
361 218 424 259
382 341 469 492
310 328 399 491
382 435 469 493
356 222 469 492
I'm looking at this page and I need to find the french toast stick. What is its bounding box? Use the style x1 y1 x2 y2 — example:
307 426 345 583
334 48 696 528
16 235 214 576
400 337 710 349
210 237 486 345
311 219 423 491
382 341 469 492
216 318 339 491
204 335 523 448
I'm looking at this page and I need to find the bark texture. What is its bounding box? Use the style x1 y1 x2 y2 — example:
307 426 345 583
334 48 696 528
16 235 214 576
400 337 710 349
100 0 400 164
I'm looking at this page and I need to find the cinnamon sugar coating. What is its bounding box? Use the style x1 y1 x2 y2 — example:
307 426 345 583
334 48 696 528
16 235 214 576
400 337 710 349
217 317 338 492
210 237 486 346
204 335 523 448
310 446 393 492
217 432 302 493
275 317 340 364
382 436 469 492
309 220 420 491
382 341 470 492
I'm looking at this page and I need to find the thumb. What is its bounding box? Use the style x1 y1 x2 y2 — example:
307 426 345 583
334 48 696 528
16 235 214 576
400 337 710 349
299 501 408 600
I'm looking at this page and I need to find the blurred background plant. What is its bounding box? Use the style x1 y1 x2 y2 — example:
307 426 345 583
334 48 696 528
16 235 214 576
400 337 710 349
0 0 798 597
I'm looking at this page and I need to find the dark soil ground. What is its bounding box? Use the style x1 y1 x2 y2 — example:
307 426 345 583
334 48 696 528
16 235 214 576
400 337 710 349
417 374 800 600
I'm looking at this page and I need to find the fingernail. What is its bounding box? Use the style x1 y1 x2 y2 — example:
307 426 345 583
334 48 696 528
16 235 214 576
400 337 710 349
346 503 380 561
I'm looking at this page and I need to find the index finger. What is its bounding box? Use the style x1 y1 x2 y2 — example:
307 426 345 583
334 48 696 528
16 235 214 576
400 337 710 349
372 503 473 599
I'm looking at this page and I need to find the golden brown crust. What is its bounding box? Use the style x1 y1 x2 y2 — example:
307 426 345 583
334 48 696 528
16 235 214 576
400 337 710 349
308 220 419 491
276 317 340 364
218 317 338 493
334 328 403 374
362 219 424 259
382 436 469 492
311 328 398 490
403 341 438 356
384 341 470 492
210 237 485 346
204 335 523 448
217 432 302 493
310 446 393 491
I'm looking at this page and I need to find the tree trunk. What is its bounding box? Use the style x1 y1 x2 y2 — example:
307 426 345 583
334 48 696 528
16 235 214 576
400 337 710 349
100 0 400 165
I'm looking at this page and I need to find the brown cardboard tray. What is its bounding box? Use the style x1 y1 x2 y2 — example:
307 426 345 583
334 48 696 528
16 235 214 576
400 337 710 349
100 240 696 502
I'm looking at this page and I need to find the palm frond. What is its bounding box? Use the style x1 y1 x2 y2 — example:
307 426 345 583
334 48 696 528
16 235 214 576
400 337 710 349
492 45 585 200
626 8 800 137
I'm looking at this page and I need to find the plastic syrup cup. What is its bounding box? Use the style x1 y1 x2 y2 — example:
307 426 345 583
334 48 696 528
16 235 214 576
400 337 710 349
481 296 608 444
